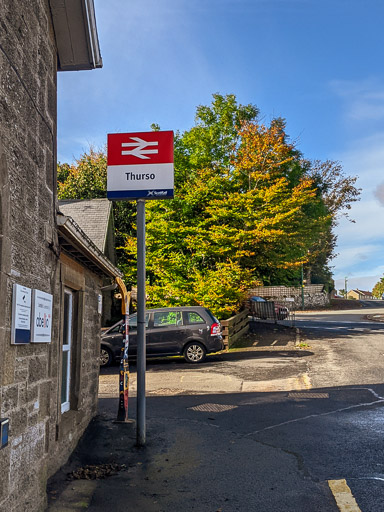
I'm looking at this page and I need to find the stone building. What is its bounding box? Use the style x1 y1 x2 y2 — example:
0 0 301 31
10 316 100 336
0 2 121 510
59 199 119 326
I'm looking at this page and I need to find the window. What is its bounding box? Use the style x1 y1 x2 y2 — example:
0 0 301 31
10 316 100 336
153 310 182 327
186 311 205 324
122 314 149 331
61 289 73 413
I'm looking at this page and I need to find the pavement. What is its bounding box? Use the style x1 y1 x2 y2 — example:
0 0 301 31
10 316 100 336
46 324 342 512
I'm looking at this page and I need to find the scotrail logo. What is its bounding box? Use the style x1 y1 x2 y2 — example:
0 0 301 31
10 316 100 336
147 190 168 197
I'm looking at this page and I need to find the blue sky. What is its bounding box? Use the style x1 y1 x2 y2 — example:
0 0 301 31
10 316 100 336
57 0 384 292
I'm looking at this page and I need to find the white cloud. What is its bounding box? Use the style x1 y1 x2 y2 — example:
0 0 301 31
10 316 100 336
332 243 381 273
334 275 381 293
330 78 384 121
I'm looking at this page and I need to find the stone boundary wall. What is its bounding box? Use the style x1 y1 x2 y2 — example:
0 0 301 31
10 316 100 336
248 285 329 310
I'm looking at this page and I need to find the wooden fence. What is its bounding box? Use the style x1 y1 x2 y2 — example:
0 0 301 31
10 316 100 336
221 310 249 348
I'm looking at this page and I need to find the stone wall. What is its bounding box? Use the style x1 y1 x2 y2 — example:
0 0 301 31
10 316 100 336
0 2 104 510
0 1 57 509
248 285 330 310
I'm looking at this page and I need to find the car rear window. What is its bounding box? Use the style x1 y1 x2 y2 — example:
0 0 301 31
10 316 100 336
153 311 182 327
186 312 205 324
204 308 219 324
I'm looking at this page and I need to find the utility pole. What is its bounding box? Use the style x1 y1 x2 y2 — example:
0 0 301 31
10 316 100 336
345 276 348 299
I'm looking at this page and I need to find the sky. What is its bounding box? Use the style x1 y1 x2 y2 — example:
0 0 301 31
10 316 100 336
57 0 384 293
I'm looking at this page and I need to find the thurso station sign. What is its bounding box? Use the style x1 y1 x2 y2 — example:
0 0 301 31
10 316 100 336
107 130 174 200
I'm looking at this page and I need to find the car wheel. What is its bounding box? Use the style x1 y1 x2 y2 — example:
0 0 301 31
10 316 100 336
183 342 206 363
100 347 113 367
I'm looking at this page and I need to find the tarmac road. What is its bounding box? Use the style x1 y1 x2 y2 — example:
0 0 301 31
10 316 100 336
47 315 384 512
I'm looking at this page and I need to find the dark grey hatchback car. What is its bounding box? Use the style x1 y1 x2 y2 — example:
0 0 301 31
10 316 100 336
100 306 224 367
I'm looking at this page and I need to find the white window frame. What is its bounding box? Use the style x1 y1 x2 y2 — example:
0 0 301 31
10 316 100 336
61 288 73 414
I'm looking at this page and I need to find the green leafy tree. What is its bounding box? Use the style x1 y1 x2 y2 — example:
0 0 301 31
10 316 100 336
373 277 384 299
57 149 136 277
58 150 107 199
57 94 360 318
143 97 332 316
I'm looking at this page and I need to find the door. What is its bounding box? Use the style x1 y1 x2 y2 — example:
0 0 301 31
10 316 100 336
147 310 185 355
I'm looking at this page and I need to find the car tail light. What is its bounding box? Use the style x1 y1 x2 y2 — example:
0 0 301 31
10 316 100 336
210 322 221 335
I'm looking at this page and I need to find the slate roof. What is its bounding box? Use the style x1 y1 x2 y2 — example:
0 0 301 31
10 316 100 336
58 199 112 253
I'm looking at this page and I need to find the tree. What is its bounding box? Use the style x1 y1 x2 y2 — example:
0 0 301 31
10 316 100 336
58 150 107 199
57 94 360 318
373 277 384 299
57 150 137 277
143 97 332 316
301 159 361 289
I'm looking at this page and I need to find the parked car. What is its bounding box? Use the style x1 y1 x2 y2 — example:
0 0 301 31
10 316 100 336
100 306 224 367
250 296 289 320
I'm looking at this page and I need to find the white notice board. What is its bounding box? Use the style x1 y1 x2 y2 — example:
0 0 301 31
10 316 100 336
11 284 32 344
31 289 53 343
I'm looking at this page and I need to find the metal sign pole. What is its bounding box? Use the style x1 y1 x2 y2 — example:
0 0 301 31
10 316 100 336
136 198 146 446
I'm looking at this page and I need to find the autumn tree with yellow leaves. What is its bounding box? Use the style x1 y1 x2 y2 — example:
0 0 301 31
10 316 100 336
58 94 359 318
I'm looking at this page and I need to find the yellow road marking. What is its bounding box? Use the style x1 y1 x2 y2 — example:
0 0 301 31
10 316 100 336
328 479 361 511
294 372 312 390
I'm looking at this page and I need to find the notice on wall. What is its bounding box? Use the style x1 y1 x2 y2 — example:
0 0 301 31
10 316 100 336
11 284 32 344
31 289 53 343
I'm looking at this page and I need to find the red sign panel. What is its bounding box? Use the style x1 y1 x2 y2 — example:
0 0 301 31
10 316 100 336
107 131 174 166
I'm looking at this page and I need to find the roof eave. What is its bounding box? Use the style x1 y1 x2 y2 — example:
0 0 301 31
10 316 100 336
57 214 122 279
50 0 103 71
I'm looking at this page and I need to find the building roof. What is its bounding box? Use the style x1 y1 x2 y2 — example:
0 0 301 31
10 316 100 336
57 212 122 279
59 199 112 253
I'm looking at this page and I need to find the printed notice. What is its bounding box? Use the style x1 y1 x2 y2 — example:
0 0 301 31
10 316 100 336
31 289 53 343
11 284 32 344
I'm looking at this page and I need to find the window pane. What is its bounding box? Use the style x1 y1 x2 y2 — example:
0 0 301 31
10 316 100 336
153 311 180 327
129 315 137 328
61 288 73 413
63 292 72 346
124 314 149 332
61 350 69 405
187 312 205 324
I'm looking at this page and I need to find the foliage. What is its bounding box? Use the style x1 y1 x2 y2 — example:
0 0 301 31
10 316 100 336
57 162 71 184
57 150 136 275
143 96 334 316
58 150 107 199
372 277 384 298
57 94 360 319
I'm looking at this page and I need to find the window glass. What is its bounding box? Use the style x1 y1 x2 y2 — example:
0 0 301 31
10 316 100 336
129 315 137 329
187 312 205 324
122 314 149 331
153 311 182 327
61 351 69 404
61 289 73 413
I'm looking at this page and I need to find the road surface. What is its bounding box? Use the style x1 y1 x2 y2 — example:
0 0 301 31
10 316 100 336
50 307 384 512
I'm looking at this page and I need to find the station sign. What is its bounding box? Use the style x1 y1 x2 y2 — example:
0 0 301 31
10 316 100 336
107 130 174 200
